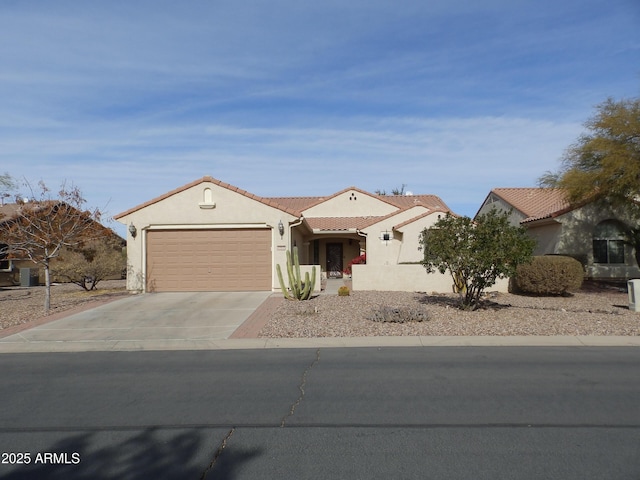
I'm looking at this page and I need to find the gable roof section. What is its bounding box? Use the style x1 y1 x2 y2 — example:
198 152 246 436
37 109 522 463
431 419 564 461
305 216 387 232
264 196 323 212
382 194 450 211
0 203 23 224
1 201 77 225
489 188 571 223
267 188 451 217
262 187 453 232
1 202 123 242
292 186 402 213
114 176 301 219
113 177 454 230
393 208 453 231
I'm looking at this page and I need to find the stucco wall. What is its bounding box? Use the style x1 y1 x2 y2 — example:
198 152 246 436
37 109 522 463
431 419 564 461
395 212 445 264
361 206 432 266
351 264 510 293
302 190 398 217
274 264 321 293
117 180 298 292
300 265 322 292
536 202 640 279
475 197 525 226
480 198 640 281
526 222 562 255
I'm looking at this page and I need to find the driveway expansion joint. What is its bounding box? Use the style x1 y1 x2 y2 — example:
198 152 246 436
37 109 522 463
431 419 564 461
280 348 321 428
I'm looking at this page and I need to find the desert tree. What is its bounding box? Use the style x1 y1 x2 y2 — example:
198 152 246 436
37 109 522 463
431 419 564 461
420 210 536 310
51 237 125 291
2 181 106 312
540 96 640 265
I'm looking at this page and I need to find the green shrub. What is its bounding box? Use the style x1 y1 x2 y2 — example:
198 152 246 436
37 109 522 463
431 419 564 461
337 286 350 296
515 256 584 295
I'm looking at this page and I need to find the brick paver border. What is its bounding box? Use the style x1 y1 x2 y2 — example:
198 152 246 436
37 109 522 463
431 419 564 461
230 295 284 339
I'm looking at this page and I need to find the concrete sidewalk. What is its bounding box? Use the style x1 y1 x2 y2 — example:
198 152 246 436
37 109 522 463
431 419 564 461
1 288 639 353
0 335 639 353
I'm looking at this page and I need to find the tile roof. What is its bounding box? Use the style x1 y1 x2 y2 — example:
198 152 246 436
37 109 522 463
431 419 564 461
0 202 123 240
305 216 385 231
114 176 302 219
264 196 323 212
393 208 453 231
265 191 451 213
0 203 23 223
0 201 69 224
490 188 571 223
382 194 450 211
113 176 453 227
287 186 402 212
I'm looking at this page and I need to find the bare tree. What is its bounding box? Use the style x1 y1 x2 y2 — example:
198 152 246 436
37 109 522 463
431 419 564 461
375 184 407 196
0 172 17 206
2 181 105 313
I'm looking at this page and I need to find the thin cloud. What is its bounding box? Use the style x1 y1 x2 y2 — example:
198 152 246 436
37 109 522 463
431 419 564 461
0 0 637 235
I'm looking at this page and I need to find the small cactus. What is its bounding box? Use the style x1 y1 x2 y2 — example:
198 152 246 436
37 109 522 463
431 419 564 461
276 247 316 300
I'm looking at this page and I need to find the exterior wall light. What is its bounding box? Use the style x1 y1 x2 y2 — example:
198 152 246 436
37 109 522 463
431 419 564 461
129 222 137 239
278 220 285 239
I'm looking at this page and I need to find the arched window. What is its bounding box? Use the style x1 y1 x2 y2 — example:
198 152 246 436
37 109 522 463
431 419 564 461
593 220 626 264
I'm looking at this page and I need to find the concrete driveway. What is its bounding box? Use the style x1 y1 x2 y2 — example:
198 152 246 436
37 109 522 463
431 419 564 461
0 291 272 353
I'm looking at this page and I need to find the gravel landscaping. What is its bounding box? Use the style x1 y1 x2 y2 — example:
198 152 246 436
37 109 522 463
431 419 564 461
0 280 128 331
1 279 638 338
259 283 640 337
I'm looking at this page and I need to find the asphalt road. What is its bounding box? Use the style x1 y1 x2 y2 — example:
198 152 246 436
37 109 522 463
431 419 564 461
0 347 639 479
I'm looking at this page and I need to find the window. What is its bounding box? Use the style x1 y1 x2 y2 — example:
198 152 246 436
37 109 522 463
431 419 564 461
0 244 10 271
593 220 626 264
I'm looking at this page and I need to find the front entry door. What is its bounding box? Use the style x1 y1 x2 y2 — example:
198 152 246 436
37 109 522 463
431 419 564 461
326 243 343 278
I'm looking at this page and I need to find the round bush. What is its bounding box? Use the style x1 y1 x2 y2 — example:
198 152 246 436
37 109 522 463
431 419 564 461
515 255 584 295
337 286 350 296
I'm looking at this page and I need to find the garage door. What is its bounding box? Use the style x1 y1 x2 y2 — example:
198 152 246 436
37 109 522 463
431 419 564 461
146 229 272 292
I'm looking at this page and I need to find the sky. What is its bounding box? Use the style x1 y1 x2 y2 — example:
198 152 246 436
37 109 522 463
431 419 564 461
1 0 639 237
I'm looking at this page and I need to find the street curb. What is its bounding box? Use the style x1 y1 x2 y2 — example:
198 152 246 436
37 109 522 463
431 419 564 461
1 336 639 353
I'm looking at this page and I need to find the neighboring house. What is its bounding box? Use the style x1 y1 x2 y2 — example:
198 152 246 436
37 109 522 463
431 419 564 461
114 176 460 293
475 188 640 281
0 202 124 287
0 204 32 286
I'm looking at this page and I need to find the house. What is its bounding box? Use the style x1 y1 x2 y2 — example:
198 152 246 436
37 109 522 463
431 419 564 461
114 176 464 293
475 188 640 281
0 202 124 287
0 204 32 286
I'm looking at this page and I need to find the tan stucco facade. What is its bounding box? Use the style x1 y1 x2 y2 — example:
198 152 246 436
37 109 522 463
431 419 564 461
527 203 640 280
361 206 437 266
115 178 297 292
302 189 398 218
476 190 640 281
115 177 455 293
